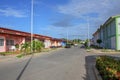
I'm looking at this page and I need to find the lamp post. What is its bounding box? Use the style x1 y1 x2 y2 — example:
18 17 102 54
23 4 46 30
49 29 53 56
31 0 34 53
66 26 69 44
87 16 90 47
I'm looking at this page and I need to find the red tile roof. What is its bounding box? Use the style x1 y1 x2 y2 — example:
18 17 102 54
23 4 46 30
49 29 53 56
0 27 31 37
0 27 61 41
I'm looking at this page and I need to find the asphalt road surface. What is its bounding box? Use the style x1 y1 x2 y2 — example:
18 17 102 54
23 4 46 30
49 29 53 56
0 47 96 80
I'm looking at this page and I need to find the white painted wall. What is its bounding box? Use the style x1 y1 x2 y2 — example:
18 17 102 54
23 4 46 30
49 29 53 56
117 18 120 35
116 18 120 50
93 32 100 46
44 40 51 48
118 36 120 50
117 18 120 50
57 42 61 46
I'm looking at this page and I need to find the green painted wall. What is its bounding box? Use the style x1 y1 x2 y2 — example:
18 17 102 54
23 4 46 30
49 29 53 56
116 17 120 50
96 16 120 50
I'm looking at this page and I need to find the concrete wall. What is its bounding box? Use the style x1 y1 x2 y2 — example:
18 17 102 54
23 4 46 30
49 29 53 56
44 39 51 48
0 34 25 52
93 31 100 46
93 16 120 50
116 17 120 50
111 37 116 49
0 35 6 52
6 35 25 51
101 19 116 49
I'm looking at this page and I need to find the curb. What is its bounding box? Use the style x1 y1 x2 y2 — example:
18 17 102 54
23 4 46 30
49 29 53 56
0 56 16 62
93 65 102 80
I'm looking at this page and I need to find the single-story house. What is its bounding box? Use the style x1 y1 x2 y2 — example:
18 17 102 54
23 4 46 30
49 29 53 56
0 27 62 52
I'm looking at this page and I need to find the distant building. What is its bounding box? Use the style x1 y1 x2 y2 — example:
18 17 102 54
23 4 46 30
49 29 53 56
0 27 62 52
93 29 100 46
51 38 62 48
33 34 52 48
93 15 120 50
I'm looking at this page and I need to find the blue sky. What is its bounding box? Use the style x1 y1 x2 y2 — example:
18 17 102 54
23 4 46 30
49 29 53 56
0 0 120 40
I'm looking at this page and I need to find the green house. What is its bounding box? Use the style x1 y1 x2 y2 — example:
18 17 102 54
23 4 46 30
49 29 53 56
93 15 120 50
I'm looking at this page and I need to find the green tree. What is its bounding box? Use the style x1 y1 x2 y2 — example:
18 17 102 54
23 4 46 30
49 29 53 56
15 44 19 49
21 42 31 55
21 40 44 55
84 39 89 47
15 44 19 52
31 40 44 52
97 39 102 47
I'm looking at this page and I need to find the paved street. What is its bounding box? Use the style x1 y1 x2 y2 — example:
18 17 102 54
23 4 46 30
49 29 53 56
0 47 97 80
1 1 120 80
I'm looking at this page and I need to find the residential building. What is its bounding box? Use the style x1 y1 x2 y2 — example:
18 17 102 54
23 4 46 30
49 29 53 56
33 34 52 48
93 15 120 50
93 29 100 46
51 38 62 47
0 27 62 52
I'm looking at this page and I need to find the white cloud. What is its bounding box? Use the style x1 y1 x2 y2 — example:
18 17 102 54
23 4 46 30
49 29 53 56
58 0 118 16
56 0 120 37
52 17 73 27
0 7 26 18
58 0 120 24
39 23 92 39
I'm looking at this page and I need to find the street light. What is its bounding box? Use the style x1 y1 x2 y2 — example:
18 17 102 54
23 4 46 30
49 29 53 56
59 27 69 44
31 0 34 53
66 26 69 44
87 16 90 47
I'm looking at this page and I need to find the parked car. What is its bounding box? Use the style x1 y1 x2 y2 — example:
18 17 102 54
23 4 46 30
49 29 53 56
74 44 78 47
65 44 71 48
50 46 56 48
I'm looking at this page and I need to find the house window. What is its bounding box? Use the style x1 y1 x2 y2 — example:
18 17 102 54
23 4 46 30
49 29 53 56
6 40 14 46
0 38 4 46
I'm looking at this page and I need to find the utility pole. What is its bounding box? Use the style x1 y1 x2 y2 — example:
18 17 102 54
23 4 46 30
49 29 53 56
31 0 34 53
66 26 68 44
87 16 90 47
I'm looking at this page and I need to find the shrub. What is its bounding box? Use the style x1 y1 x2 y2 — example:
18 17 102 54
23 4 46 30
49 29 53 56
96 56 120 80
31 40 44 52
21 40 44 54
0 52 16 56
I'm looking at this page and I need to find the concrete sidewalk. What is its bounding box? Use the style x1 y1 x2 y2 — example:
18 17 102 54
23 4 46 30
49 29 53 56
0 55 17 62
90 48 120 54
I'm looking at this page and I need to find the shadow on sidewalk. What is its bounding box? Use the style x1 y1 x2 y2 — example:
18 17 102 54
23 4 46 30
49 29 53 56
82 55 98 80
